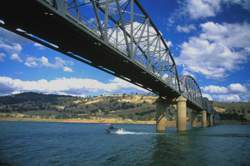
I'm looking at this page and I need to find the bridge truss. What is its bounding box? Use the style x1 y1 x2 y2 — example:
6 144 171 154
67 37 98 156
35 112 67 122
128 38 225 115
0 0 211 112
46 0 180 91
180 75 203 109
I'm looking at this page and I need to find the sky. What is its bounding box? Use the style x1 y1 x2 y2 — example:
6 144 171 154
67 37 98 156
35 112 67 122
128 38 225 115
0 0 250 102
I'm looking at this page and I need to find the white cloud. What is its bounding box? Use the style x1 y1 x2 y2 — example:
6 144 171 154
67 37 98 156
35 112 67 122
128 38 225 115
0 19 4 24
202 83 248 102
184 0 250 19
0 53 5 61
182 68 196 79
185 0 221 19
176 22 250 79
63 66 73 72
25 57 38 67
40 56 50 66
34 43 45 50
0 43 22 54
202 83 247 94
177 24 196 33
0 30 73 72
166 40 173 48
10 53 23 62
214 94 241 102
0 76 147 96
228 83 247 93
24 56 73 72
0 41 23 62
202 93 213 101
202 85 228 94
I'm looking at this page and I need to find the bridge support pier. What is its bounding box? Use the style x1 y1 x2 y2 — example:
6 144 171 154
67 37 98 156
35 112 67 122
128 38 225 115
209 114 214 126
176 96 187 132
191 111 198 128
155 98 168 132
202 110 207 127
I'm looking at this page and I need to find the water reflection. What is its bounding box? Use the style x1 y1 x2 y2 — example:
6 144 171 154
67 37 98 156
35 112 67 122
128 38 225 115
1 122 250 166
150 132 208 166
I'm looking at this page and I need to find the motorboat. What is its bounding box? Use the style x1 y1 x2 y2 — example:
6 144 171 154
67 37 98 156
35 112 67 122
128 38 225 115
106 125 124 134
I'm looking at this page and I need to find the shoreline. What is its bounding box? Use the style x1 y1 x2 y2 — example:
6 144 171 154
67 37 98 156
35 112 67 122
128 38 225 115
0 117 248 126
0 117 156 125
216 120 250 125
0 117 177 127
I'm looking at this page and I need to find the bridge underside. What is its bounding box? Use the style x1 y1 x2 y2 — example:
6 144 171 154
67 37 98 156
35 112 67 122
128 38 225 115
0 0 205 112
0 0 182 98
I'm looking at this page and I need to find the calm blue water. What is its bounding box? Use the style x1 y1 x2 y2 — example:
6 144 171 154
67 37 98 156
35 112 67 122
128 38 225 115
0 121 250 166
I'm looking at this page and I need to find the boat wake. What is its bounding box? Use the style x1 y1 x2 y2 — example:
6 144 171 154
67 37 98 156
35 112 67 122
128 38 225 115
111 128 161 135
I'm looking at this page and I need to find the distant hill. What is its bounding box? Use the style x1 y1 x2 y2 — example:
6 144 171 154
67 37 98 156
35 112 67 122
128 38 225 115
0 92 249 121
0 92 77 105
213 101 250 121
0 92 158 121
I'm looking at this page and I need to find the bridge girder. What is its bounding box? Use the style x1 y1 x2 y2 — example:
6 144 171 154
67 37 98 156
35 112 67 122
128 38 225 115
202 97 214 114
46 0 181 91
180 75 203 109
0 0 212 112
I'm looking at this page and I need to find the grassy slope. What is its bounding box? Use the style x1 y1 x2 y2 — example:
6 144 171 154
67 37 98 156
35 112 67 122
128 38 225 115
0 92 157 121
0 92 249 121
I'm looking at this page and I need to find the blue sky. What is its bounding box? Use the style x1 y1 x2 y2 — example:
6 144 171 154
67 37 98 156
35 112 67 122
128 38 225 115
0 0 250 102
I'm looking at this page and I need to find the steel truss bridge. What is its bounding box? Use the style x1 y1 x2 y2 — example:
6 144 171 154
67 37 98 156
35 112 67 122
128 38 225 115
0 0 213 113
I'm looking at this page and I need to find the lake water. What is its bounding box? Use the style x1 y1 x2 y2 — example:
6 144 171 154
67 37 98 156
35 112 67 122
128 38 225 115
0 121 250 166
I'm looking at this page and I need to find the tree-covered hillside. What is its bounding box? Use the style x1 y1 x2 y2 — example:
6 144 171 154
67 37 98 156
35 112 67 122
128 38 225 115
0 92 250 121
213 101 250 121
0 92 157 120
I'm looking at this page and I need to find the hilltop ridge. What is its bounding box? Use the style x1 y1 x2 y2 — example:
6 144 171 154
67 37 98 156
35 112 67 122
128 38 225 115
0 92 157 121
0 92 249 121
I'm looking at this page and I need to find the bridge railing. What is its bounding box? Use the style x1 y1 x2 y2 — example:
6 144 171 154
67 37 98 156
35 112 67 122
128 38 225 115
39 0 209 111
42 0 180 92
202 97 214 113
180 75 203 109
180 76 214 112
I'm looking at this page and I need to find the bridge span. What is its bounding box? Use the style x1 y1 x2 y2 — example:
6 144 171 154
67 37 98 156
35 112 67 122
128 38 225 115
0 0 215 132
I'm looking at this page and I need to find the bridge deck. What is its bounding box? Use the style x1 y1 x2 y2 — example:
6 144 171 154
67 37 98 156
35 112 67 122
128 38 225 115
0 0 204 111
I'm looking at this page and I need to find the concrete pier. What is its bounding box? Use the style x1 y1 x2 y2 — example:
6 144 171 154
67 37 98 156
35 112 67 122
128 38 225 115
191 111 198 128
209 114 214 126
176 96 187 132
156 116 167 132
202 110 207 127
155 98 168 132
